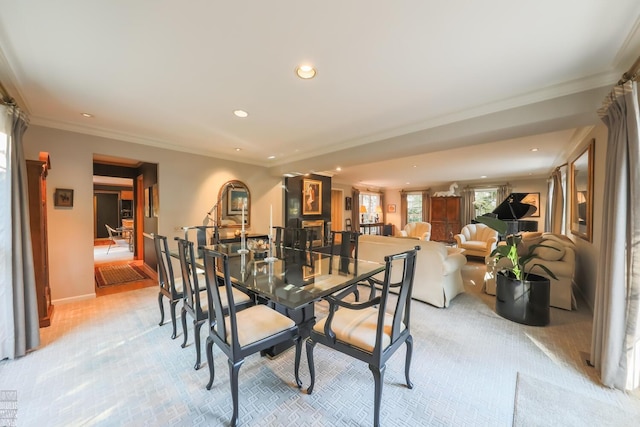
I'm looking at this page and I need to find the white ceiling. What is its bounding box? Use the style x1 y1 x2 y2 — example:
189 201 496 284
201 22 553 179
1 1 639 188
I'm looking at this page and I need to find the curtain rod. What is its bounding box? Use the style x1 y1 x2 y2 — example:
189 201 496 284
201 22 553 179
617 55 640 85
0 80 17 106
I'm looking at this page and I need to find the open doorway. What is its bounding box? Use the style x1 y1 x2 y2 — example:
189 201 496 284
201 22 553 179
93 155 157 296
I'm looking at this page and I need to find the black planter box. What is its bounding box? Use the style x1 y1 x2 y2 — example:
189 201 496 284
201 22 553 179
495 272 550 326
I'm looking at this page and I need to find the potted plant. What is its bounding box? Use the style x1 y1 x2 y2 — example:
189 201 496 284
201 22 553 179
475 216 559 326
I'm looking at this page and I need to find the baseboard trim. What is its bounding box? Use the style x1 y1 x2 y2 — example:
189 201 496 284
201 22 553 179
52 293 96 305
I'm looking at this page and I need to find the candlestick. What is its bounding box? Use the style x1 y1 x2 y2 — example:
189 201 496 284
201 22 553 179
265 204 276 262
237 203 249 254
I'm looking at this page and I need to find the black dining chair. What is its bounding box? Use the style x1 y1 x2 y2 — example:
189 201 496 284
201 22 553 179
328 230 368 301
153 234 184 339
202 247 302 427
175 238 252 370
305 246 420 427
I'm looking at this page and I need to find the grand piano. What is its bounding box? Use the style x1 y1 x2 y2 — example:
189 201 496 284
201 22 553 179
482 193 538 236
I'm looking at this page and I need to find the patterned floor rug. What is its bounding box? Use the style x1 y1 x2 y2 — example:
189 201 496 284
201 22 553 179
95 264 151 287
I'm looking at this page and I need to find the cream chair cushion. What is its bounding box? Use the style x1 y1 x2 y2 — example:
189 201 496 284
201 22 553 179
226 305 295 347
313 307 402 353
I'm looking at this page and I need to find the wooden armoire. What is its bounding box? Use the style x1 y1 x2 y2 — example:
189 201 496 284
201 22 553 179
26 153 53 327
429 196 461 243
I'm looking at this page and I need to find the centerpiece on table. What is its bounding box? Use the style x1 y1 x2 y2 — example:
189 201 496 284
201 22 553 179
475 216 559 326
247 238 269 260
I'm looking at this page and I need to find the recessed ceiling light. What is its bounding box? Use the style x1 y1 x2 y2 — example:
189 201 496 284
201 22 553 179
235 148 242 152
81 113 93 118
530 148 539 152
480 175 488 179
336 167 342 171
405 182 411 185
296 64 316 79
233 109 248 118
412 165 417 168
267 155 276 160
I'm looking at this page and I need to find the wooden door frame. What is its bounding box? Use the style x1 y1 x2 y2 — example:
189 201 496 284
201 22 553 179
135 175 144 260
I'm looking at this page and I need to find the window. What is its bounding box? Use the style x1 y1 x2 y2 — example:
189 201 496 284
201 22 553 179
473 188 497 217
406 193 422 223
359 193 381 223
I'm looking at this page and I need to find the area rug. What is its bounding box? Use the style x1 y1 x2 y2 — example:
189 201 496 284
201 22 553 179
94 239 115 246
95 264 151 287
513 372 638 426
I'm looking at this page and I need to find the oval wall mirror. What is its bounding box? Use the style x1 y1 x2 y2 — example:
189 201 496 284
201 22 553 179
217 180 250 229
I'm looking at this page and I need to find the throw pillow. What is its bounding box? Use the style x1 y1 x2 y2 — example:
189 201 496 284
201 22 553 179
533 239 565 261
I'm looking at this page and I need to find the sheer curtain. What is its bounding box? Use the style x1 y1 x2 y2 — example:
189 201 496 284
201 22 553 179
352 188 360 229
591 79 640 391
460 186 475 226
546 167 565 234
421 190 429 222
0 103 39 360
399 192 408 230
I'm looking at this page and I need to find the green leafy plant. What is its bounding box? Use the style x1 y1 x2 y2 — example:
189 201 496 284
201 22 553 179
475 216 559 282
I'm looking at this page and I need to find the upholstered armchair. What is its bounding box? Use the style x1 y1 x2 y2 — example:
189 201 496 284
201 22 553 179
454 223 498 258
400 221 431 240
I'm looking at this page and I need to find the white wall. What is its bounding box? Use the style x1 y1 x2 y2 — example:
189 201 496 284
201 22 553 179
23 125 282 303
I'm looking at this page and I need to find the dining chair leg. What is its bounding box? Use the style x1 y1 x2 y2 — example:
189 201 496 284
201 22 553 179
157 293 165 327
194 320 204 370
180 308 188 349
369 364 385 427
206 337 215 390
169 301 179 339
229 358 244 427
293 336 302 388
305 338 317 394
405 335 414 389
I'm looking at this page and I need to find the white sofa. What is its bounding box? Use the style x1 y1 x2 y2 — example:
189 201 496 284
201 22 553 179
358 235 467 308
484 233 576 310
399 221 431 240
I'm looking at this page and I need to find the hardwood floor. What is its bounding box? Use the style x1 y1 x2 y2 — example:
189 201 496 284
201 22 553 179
94 246 157 297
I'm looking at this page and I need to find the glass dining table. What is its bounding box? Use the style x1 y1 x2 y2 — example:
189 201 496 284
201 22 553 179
171 242 384 356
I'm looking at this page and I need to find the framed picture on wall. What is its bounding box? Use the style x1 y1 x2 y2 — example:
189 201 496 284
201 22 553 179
388 204 396 213
521 192 540 217
345 196 352 211
144 187 151 217
54 188 74 207
227 188 249 215
152 183 159 217
302 178 322 215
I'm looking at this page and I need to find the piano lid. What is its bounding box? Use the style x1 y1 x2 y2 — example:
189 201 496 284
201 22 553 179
491 193 537 220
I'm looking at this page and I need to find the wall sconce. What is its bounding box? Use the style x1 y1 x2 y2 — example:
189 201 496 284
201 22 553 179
360 205 367 223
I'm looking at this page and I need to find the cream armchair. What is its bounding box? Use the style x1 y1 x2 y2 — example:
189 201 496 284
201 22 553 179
454 223 498 258
400 221 431 240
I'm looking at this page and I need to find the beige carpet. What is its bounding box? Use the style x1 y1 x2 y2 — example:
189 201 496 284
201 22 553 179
514 372 639 426
3 260 639 426
95 263 150 287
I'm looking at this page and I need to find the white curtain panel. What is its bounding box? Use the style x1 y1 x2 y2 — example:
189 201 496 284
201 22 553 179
0 103 39 360
0 104 12 359
592 80 640 391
